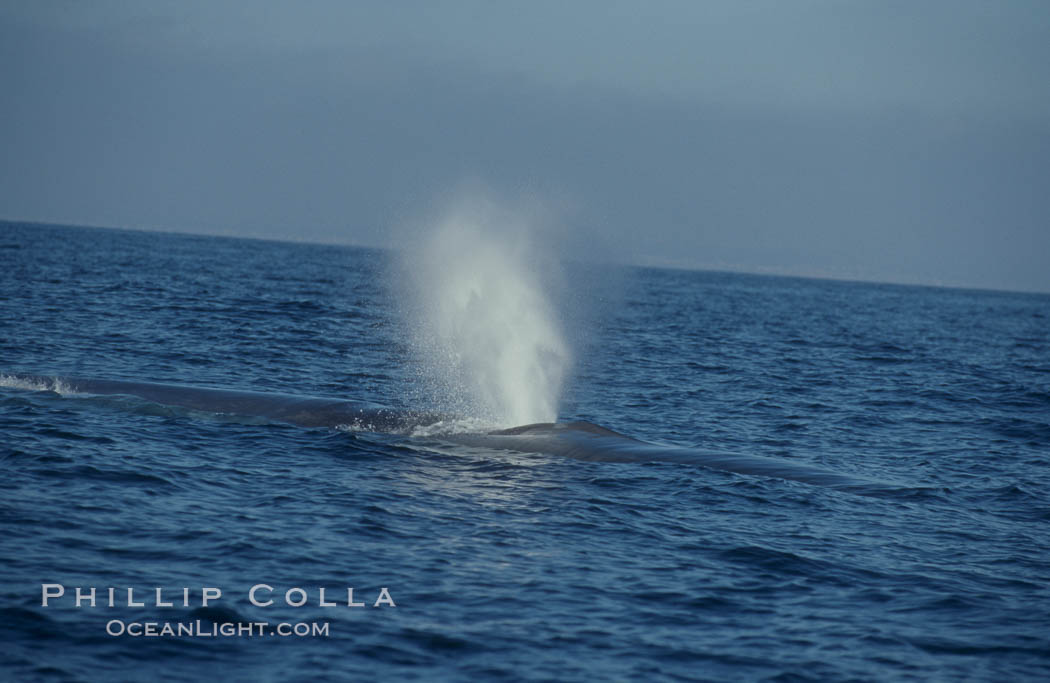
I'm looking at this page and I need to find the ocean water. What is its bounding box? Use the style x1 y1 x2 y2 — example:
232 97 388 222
2 220 1049 681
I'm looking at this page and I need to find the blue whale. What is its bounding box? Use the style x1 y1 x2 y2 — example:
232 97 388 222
4 374 903 496
5 374 444 432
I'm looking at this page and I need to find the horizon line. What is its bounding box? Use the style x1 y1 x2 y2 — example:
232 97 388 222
3 216 1047 297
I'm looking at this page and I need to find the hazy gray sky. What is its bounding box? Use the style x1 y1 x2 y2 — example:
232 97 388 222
2 1 1048 292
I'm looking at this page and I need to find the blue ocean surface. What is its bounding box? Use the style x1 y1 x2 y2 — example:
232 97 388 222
2 221 1049 681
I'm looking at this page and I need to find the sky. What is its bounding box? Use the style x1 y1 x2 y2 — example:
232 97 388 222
1 0 1048 292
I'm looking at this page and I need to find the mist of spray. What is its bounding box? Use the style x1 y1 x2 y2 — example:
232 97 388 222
399 195 570 429
0 374 74 395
